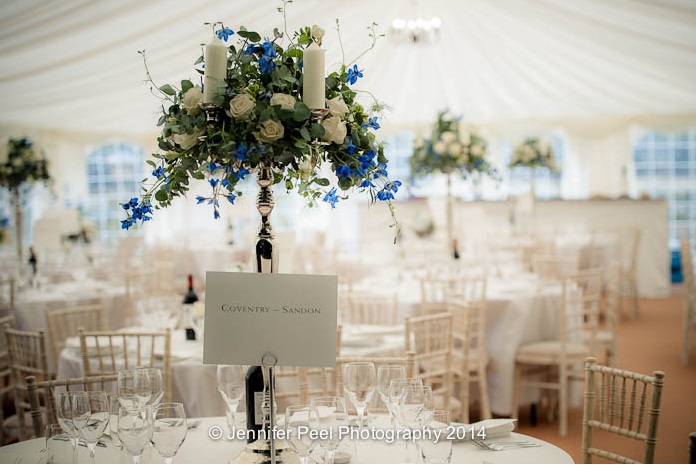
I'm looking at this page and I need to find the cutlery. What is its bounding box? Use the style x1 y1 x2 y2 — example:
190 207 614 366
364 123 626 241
472 439 540 451
188 419 202 429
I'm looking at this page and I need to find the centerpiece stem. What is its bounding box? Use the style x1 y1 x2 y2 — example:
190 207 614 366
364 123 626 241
446 172 453 248
12 187 22 263
255 160 278 273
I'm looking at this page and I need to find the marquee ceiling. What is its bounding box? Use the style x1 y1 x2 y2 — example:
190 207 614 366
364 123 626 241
1 0 695 137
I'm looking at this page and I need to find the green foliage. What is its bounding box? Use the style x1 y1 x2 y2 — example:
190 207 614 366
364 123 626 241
0 138 52 191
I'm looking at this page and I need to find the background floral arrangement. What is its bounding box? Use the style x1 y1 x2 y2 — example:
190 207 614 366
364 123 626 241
0 137 51 191
123 4 400 238
409 110 498 180
0 217 8 243
509 137 559 171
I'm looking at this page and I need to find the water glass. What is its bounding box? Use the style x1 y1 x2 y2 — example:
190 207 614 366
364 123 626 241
56 391 88 463
376 365 406 424
118 406 153 464
342 362 376 429
75 391 109 464
285 405 316 464
310 396 349 464
421 410 452 464
217 365 245 433
45 423 71 464
108 395 121 448
151 402 187 464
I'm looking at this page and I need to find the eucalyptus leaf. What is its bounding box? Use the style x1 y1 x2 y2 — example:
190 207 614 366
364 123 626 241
237 30 261 42
159 84 177 96
315 178 330 187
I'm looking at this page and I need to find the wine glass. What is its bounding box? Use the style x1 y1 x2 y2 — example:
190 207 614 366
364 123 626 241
285 405 316 464
151 402 187 464
342 362 376 429
399 385 434 463
56 391 88 464
216 365 245 432
310 396 349 464
118 406 153 464
108 394 121 448
75 391 110 464
388 378 423 427
118 369 151 409
133 368 152 407
146 368 164 408
376 365 406 426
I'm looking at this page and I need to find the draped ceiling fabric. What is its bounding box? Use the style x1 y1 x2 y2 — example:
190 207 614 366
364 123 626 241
0 0 695 196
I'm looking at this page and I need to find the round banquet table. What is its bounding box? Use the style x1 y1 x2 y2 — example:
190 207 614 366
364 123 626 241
0 416 573 464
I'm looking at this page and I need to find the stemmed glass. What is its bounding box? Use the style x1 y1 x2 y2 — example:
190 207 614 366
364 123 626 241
376 365 406 426
310 396 349 464
399 384 433 463
56 391 88 464
146 368 164 408
74 391 110 464
118 405 153 464
118 369 151 409
216 365 245 433
421 410 452 464
342 362 376 429
285 405 316 465
151 402 187 464
388 378 423 427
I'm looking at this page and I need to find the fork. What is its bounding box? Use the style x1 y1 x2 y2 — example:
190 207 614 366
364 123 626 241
473 439 540 451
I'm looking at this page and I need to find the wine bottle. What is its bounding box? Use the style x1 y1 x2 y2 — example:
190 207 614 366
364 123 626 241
452 239 460 260
245 365 264 443
182 274 198 340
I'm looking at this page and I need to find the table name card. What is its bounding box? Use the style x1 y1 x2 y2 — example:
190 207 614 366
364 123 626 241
203 272 337 367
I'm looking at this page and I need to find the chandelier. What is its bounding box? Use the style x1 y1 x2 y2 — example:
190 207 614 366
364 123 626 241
389 16 442 44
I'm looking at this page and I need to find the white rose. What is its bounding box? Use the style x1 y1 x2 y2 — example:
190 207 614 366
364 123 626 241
326 96 349 118
433 141 447 155
172 130 203 149
459 130 471 144
470 144 483 156
270 93 296 111
256 119 285 143
311 25 325 41
441 131 456 143
321 116 347 145
12 157 23 168
298 158 313 181
229 93 255 120
449 142 463 156
182 86 203 114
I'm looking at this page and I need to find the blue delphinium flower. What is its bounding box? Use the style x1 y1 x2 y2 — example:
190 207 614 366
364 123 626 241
323 188 339 208
377 180 402 201
209 179 219 188
0 218 8 228
335 165 351 179
216 27 235 41
196 196 207 204
344 139 357 156
261 41 277 58
360 179 375 188
121 198 138 210
234 143 248 161
346 65 363 85
208 161 219 173
152 166 165 179
244 44 258 55
226 193 236 204
259 56 275 74
362 116 380 130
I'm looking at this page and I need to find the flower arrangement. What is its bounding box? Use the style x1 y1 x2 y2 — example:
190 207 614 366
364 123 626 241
122 4 400 239
0 137 51 191
0 217 8 243
509 137 558 171
410 110 498 180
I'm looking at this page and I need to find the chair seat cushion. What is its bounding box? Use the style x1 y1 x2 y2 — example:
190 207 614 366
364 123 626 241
515 340 591 364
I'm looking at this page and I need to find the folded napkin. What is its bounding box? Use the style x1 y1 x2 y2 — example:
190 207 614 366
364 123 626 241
452 418 517 442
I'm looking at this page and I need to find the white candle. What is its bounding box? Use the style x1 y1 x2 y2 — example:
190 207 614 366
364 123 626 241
203 37 228 104
302 42 326 110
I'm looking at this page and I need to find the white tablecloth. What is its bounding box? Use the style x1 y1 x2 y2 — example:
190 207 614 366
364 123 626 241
0 416 573 464
14 279 127 331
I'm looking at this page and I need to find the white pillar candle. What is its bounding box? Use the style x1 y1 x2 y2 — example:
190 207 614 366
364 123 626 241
203 37 228 104
302 42 326 110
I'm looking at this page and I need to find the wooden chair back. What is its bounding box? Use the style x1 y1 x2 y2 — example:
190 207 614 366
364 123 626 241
78 328 172 402
45 304 105 368
26 373 119 438
582 357 665 464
